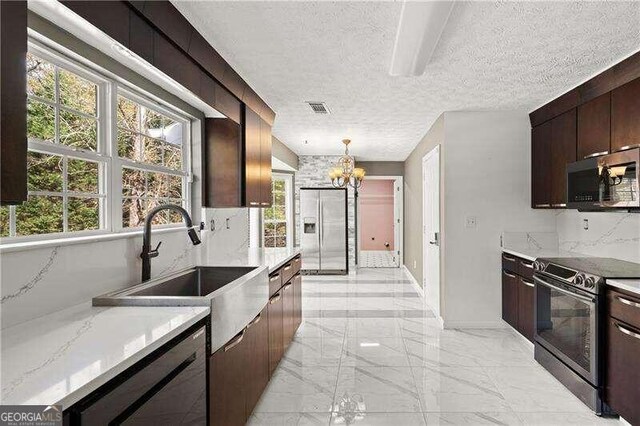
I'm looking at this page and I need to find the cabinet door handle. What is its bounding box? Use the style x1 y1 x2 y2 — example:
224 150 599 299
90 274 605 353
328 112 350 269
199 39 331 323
520 260 533 269
502 270 517 279
224 329 246 351
535 204 551 208
261 202 269 206
247 313 262 327
521 278 535 287
250 201 260 206
269 292 282 304
284 264 292 271
551 203 566 207
270 274 280 282
616 296 640 309
283 283 292 291
502 254 516 262
615 323 640 341
584 150 609 159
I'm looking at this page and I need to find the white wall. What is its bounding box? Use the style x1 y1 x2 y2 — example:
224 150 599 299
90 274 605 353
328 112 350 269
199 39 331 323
441 111 556 328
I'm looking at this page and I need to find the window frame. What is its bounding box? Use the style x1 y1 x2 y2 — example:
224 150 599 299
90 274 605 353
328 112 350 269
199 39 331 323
0 40 192 244
262 173 293 249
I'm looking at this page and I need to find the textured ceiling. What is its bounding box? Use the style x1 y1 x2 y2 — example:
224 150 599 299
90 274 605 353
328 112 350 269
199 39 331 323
173 1 640 161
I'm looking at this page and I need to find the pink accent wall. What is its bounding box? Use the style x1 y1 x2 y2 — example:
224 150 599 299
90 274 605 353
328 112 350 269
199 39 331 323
359 180 395 251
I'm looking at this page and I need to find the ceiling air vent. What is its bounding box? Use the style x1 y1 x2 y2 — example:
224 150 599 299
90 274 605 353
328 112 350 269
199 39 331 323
307 101 330 114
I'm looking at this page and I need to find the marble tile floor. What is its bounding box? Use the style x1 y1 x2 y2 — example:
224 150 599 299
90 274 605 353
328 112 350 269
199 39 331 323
249 268 621 425
359 251 399 268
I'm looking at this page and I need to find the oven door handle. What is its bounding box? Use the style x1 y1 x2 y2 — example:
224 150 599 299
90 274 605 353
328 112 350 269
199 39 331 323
533 276 596 304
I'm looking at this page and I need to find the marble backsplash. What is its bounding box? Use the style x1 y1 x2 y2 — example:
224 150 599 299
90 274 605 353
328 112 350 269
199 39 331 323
556 210 640 263
0 207 251 330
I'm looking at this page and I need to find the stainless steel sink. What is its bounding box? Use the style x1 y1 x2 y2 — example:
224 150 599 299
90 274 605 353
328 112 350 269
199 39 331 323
93 265 269 353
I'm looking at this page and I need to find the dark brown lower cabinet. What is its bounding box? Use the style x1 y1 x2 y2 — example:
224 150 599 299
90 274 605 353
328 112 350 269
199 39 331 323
606 316 640 425
293 273 302 331
209 329 248 426
516 276 535 341
209 308 269 426
245 308 269 417
605 288 640 425
502 269 518 328
268 290 284 376
501 253 535 342
282 282 295 351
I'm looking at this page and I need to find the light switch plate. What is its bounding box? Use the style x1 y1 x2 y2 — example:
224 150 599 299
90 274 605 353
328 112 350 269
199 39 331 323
583 218 589 230
465 216 477 228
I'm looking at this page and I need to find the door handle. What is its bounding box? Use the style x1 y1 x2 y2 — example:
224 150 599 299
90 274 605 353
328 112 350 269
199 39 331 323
247 313 262 328
533 276 596 303
429 232 439 245
224 329 246 351
520 260 533 269
502 270 517 279
616 296 640 309
521 277 535 288
269 292 282 304
615 323 640 341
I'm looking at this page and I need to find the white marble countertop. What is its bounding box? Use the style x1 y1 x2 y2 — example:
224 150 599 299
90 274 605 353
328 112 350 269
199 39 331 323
0 302 209 409
607 279 640 296
502 247 585 262
201 246 301 273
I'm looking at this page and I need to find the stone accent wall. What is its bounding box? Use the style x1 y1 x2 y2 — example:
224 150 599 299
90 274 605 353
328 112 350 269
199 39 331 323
295 156 356 268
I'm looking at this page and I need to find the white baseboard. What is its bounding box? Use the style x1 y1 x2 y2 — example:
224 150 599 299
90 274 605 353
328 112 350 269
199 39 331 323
402 265 444 328
402 265 424 297
442 320 508 329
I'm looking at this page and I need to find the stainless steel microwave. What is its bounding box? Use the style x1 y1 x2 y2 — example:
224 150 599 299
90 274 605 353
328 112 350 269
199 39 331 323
567 148 639 210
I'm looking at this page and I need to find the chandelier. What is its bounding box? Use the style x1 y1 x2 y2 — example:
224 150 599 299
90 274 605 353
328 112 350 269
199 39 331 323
329 139 365 189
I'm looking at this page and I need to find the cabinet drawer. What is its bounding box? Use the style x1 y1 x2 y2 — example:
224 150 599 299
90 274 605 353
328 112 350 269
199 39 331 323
518 258 534 281
269 272 282 297
291 256 302 276
282 261 295 284
606 316 640 425
608 289 640 329
502 252 519 275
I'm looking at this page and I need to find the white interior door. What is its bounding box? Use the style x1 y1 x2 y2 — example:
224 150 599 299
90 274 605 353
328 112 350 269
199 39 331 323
392 178 402 267
423 146 441 318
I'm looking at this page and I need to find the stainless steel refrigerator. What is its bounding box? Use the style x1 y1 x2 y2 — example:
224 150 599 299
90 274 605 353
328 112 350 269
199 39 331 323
300 188 348 274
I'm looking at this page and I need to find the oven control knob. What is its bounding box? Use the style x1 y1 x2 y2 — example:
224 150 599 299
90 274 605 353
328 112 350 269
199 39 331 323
574 274 585 286
533 261 540 271
585 276 596 289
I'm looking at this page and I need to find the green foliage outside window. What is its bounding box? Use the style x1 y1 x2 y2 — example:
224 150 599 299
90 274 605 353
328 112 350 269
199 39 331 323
264 178 288 248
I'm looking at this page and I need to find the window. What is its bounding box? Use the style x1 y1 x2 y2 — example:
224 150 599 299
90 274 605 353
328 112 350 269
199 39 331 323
263 174 293 248
117 93 188 228
0 42 191 241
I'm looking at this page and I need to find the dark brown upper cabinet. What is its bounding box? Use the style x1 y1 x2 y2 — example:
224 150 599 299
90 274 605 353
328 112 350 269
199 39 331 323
202 108 272 208
244 107 263 207
62 1 130 48
204 118 242 207
260 118 273 207
577 92 611 159
1 0 27 205
531 121 552 208
550 109 577 207
135 1 192 52
612 77 640 152
67 1 275 125
128 9 154 64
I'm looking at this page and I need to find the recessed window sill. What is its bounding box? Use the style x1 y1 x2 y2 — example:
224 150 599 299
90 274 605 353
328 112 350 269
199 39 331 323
0 226 193 254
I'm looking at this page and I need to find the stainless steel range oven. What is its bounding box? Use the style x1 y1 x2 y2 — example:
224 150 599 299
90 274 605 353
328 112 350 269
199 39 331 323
533 259 606 414
533 257 640 416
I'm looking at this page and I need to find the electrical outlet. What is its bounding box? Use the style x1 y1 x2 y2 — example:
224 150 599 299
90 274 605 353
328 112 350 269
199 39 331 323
465 216 477 228
583 218 589 230
413 260 417 269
